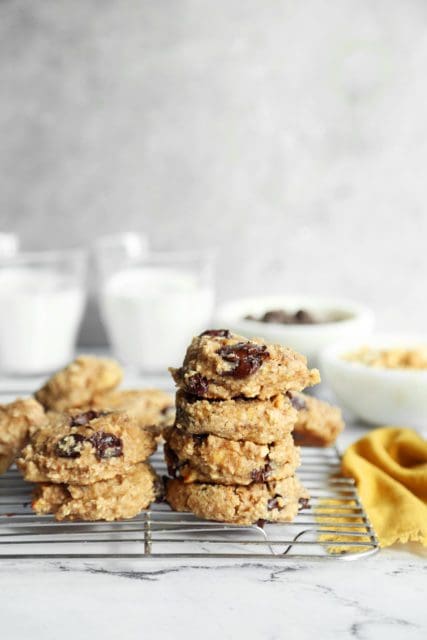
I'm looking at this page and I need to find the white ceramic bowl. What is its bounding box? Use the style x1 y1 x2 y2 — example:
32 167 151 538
320 334 427 429
215 296 374 367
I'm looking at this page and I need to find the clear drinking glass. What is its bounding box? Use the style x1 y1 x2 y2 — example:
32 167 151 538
92 232 149 278
95 248 216 372
0 249 87 375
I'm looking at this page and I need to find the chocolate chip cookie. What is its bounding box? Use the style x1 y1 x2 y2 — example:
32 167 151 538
288 392 344 447
17 410 156 484
164 428 300 485
0 398 45 474
170 331 320 400
35 355 123 411
32 462 158 521
165 475 310 524
175 390 296 444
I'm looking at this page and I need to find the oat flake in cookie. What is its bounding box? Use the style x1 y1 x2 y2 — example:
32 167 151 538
17 410 156 485
170 331 320 400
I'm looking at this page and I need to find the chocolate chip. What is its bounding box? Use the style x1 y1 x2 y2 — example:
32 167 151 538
251 463 272 483
217 342 269 379
267 495 282 511
69 410 108 426
256 519 266 528
245 309 290 323
286 391 307 411
164 445 184 478
55 433 86 458
295 309 315 324
251 469 265 482
299 497 310 510
244 308 318 325
263 310 293 324
200 329 231 338
185 373 209 397
193 433 208 444
87 431 123 459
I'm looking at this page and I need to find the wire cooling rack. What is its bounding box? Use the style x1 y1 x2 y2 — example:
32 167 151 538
0 447 379 560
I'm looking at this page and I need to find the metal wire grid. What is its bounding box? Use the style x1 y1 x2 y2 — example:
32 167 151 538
0 447 379 560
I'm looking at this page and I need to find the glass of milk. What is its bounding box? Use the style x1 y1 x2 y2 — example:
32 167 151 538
96 249 215 372
0 249 87 375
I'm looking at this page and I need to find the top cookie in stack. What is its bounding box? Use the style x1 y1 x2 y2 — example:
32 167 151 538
171 329 319 400
165 330 320 525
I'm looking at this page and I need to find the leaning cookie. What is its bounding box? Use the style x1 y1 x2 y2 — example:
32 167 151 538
164 428 300 485
91 389 175 432
165 476 310 525
0 398 45 474
170 330 320 400
17 410 156 485
288 392 344 447
32 462 159 521
35 355 123 411
175 390 296 444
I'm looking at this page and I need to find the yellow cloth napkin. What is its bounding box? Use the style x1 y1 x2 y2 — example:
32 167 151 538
341 427 427 547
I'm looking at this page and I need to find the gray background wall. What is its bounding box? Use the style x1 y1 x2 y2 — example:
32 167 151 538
1 0 426 344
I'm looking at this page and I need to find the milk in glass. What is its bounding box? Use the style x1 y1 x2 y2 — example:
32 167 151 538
0 268 85 374
100 266 214 371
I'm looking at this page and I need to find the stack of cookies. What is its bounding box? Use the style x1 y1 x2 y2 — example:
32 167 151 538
15 355 174 521
164 329 320 525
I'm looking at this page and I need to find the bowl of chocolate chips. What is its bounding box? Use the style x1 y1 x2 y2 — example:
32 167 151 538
216 296 374 367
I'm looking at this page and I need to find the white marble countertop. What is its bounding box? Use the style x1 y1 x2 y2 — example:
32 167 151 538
0 372 426 639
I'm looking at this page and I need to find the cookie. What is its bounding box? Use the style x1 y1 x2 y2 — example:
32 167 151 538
165 476 310 525
175 390 296 444
91 389 174 431
0 398 46 474
35 355 123 411
165 428 300 485
288 392 344 447
170 330 320 400
32 462 158 521
17 410 156 484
